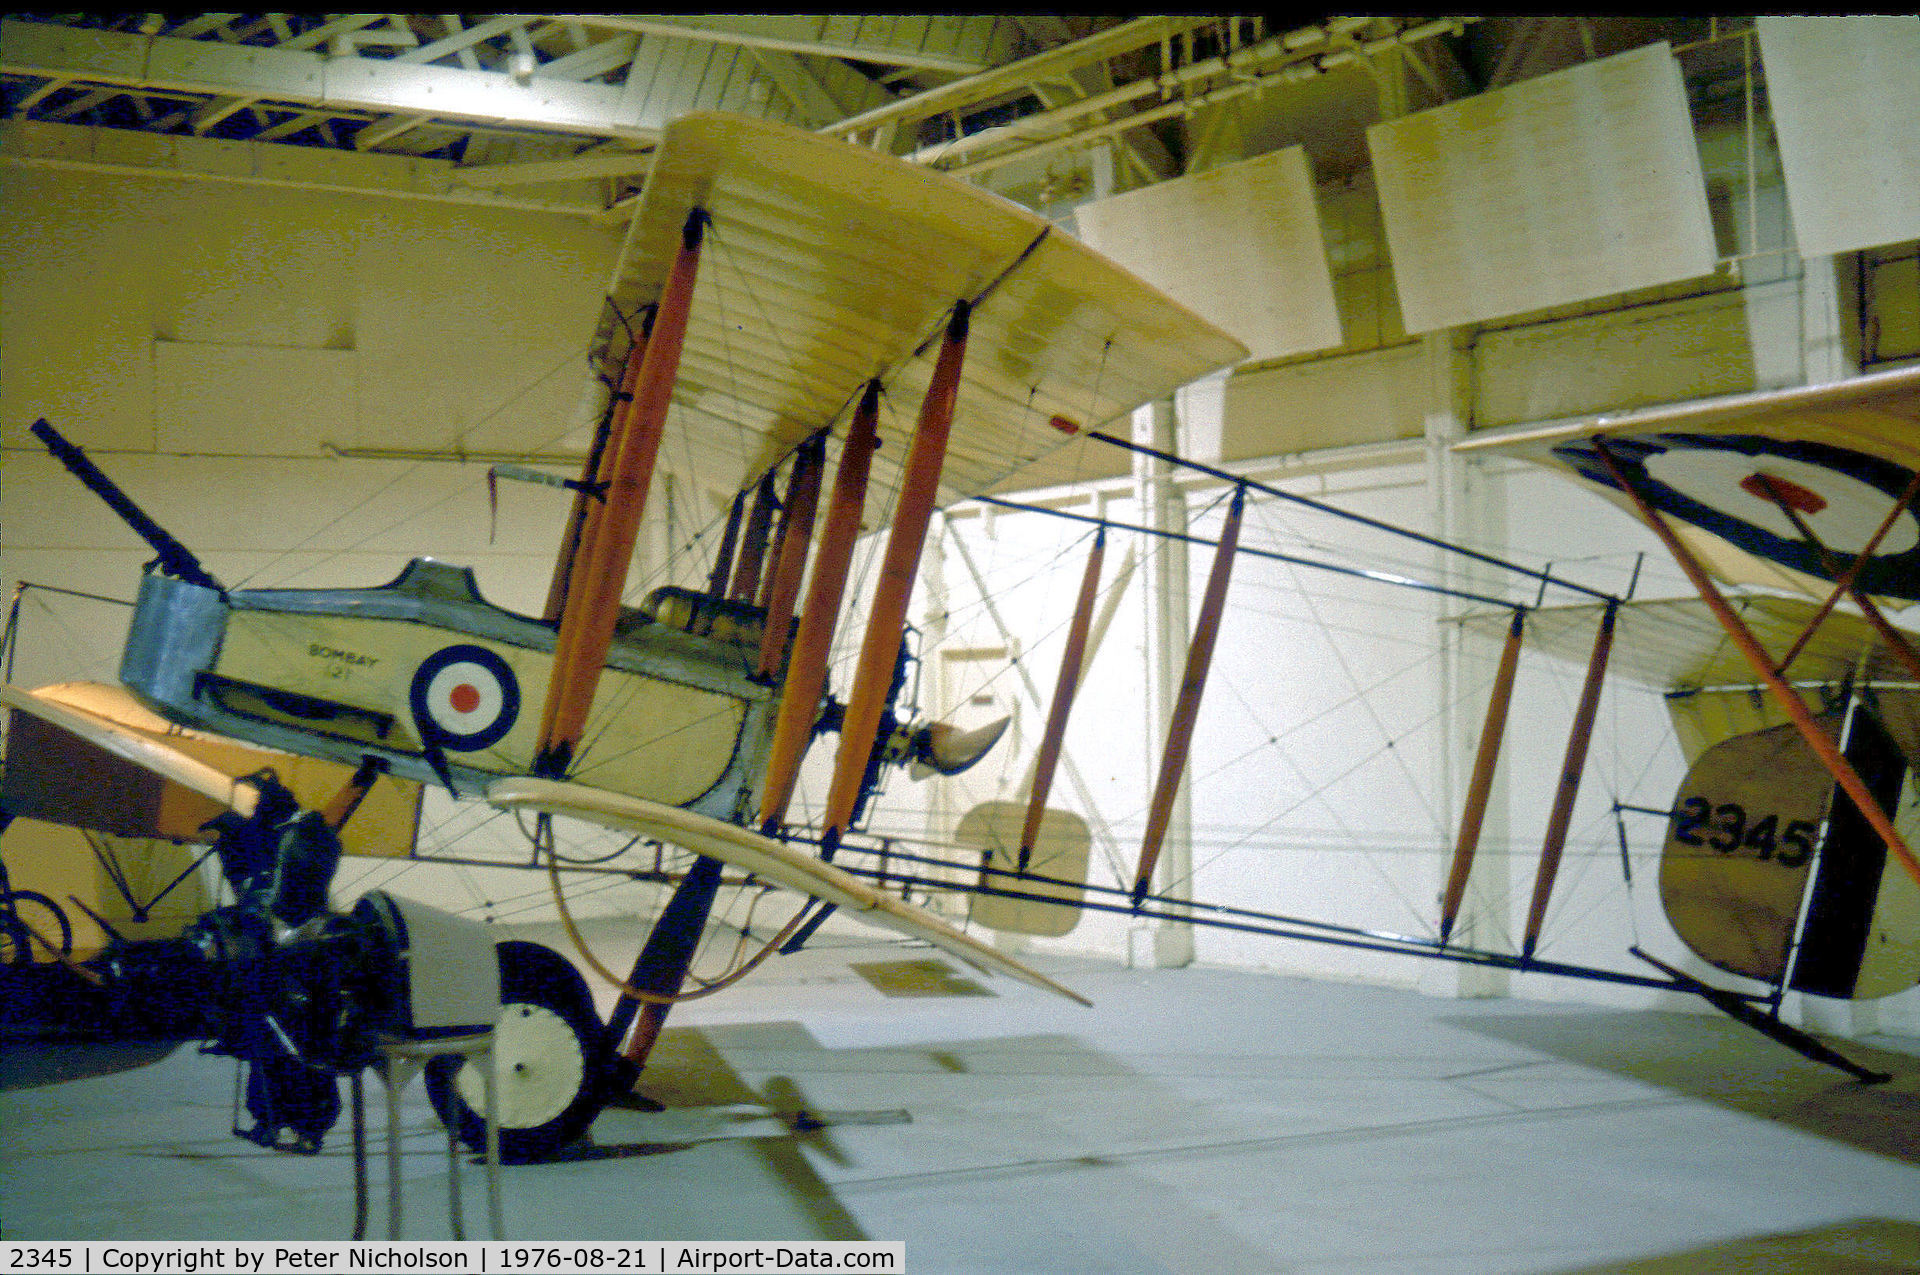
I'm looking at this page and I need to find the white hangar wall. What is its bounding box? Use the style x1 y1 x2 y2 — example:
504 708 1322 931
2 164 621 616
1 164 647 936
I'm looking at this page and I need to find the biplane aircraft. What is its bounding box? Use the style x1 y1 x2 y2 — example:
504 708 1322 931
3 111 1918 1169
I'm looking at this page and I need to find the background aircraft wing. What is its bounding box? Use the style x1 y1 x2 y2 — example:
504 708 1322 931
1453 364 1920 602
0 681 421 851
1460 596 1920 764
596 111 1249 511
488 776 1091 1006
2 681 259 820
1462 596 1906 692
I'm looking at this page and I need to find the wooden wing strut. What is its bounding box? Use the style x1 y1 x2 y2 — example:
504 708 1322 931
1132 483 1245 906
544 315 649 624
1020 525 1106 871
1521 598 1616 957
820 305 972 849
728 470 780 604
754 434 827 679
705 489 749 600
534 209 706 777
1440 606 1525 944
755 382 882 832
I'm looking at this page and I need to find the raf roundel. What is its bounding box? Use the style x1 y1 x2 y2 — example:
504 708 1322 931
1555 432 1920 601
409 644 521 751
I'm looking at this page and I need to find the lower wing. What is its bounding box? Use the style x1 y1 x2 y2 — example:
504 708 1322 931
487 776 1091 1006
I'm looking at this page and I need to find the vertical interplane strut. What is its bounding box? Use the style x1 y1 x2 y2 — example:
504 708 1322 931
544 315 647 624
754 433 827 680
535 208 707 778
756 383 882 831
1439 606 1526 944
819 303 972 852
728 470 780 604
1133 483 1245 906
1020 524 1107 871
1592 439 1920 894
1522 597 1616 958
705 489 749 601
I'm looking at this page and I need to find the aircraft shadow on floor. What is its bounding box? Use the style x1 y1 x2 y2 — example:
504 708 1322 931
1446 1007 1920 1165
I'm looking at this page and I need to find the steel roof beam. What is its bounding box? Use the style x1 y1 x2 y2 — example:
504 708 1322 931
0 17 657 142
1 116 604 216
822 15 1219 140
556 14 993 75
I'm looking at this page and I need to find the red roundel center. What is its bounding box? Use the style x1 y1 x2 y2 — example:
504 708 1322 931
449 683 482 714
1740 471 1828 515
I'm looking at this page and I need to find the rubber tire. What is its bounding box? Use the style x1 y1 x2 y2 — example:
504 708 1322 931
424 939 614 1163
1 890 72 964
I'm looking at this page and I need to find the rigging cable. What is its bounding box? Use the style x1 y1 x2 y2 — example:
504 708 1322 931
538 814 814 1004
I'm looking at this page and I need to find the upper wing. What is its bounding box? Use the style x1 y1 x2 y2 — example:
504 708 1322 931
488 775 1091 1006
596 112 1248 510
1453 364 1920 601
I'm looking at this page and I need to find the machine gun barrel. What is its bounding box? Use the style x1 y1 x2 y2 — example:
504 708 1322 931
30 419 222 593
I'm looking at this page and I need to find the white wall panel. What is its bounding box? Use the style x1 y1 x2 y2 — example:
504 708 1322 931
1756 16 1920 258
1368 43 1718 334
1221 343 1427 458
1074 146 1343 362
155 341 357 455
1471 290 1764 429
1 166 616 456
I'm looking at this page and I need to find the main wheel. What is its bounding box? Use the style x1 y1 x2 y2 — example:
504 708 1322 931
0 891 72 965
424 940 614 1163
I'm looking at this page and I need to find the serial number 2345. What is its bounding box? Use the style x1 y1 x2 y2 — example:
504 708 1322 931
1671 797 1817 867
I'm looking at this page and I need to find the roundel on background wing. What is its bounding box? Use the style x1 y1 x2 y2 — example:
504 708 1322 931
1554 432 1920 600
409 644 521 751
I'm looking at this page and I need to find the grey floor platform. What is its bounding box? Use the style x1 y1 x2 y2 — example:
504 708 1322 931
4 931 1919 1273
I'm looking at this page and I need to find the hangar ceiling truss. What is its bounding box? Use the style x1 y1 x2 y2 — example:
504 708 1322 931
0 12 1555 217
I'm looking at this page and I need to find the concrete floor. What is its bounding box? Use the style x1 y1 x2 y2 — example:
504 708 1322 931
4 925 1920 1273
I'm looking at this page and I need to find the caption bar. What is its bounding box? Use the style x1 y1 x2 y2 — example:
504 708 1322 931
0 1242 905 1274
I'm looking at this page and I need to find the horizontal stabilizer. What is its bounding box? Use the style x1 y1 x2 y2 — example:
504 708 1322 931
1459 595 1920 695
487 777 1090 1005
